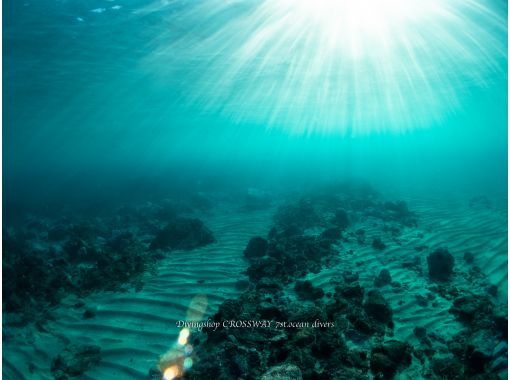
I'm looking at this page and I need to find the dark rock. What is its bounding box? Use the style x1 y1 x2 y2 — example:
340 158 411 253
150 218 215 250
82 308 96 319
227 351 249 377
384 201 417 227
347 311 377 335
332 209 350 230
427 248 454 281
293 329 315 347
415 294 429 307
320 227 343 241
216 299 243 321
384 201 410 215
285 303 325 323
243 237 268 259
294 280 324 301
370 340 412 378
372 237 386 251
246 349 261 368
147 366 163 380
493 312 507 340
3 219 162 323
413 326 427 339
266 244 285 260
364 290 393 325
257 302 284 320
255 277 282 292
342 271 359 284
246 257 281 282
466 330 495 374
487 284 498 297
51 344 101 380
431 357 464 379
450 295 493 324
370 353 394 379
464 251 475 264
336 282 364 302
374 269 392 287
64 238 93 262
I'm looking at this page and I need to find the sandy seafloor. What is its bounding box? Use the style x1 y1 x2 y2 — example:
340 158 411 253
2 192 507 380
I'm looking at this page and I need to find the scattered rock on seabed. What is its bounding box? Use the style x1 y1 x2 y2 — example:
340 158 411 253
374 269 392 287
4 199 221 379
167 185 507 380
427 247 455 281
51 344 101 380
243 236 268 259
5 184 504 380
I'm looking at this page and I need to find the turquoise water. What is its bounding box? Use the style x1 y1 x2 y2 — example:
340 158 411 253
4 0 508 205
3 1 509 379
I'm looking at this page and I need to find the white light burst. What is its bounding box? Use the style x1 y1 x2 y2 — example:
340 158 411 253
143 0 506 135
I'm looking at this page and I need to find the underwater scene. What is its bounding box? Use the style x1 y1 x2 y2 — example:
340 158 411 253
3 0 509 379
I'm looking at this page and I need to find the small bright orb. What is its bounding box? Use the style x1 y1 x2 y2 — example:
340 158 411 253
178 328 190 345
163 365 180 380
183 357 193 370
184 344 193 355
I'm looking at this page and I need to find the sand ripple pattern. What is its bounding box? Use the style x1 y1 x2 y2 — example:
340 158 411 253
3 207 275 380
3 196 507 379
309 195 507 376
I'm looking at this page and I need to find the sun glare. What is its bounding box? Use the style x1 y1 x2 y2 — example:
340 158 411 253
143 0 506 135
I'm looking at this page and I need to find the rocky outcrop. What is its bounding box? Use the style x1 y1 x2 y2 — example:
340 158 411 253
427 247 455 281
150 217 215 250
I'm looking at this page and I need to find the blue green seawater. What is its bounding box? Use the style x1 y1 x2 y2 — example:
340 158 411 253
2 1 509 379
4 0 508 209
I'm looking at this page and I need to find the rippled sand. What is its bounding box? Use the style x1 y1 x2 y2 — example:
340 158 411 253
3 196 507 379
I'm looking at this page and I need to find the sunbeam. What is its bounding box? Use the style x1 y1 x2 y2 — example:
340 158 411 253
143 0 507 135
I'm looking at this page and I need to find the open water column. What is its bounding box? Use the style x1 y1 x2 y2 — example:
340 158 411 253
3 0 508 379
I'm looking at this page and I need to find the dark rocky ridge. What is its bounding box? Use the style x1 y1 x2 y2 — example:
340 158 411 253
3 204 216 326
150 185 507 380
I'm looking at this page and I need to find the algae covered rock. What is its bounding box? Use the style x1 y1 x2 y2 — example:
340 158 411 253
51 344 101 380
372 236 386 251
374 269 392 287
261 364 303 380
466 329 496 374
243 236 268 259
294 280 324 301
427 247 454 281
150 217 215 250
332 209 350 230
364 290 393 325
431 357 464 379
370 340 412 378
449 294 493 324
